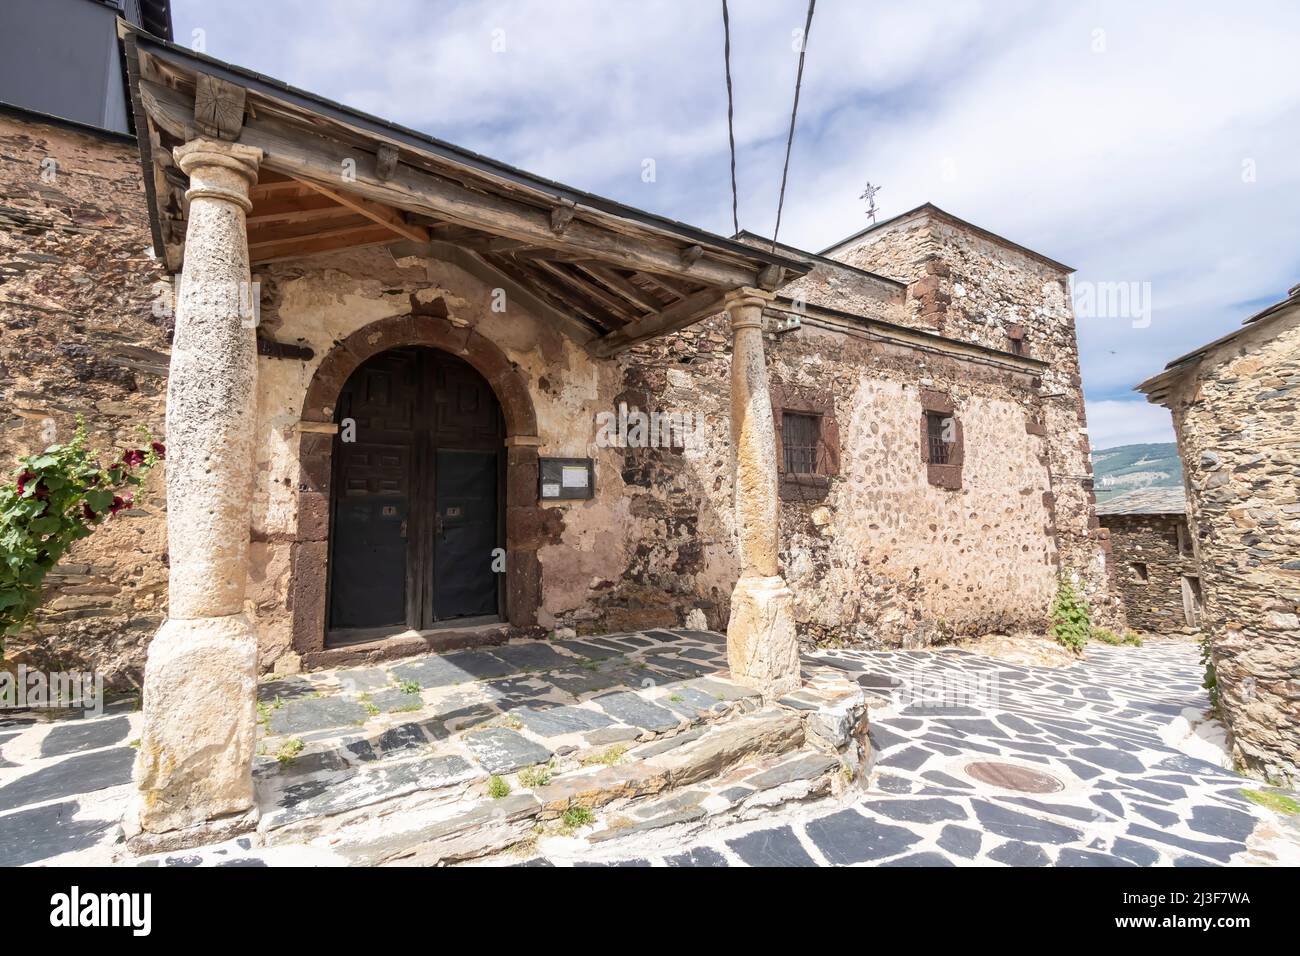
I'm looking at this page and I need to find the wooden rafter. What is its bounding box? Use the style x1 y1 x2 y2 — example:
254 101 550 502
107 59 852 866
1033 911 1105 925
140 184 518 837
589 288 728 357
532 260 641 325
293 178 429 243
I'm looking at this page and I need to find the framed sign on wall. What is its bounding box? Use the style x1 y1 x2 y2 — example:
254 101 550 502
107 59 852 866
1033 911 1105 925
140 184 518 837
539 457 594 501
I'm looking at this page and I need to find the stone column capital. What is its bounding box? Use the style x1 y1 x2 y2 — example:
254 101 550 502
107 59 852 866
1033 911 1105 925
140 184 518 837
724 287 776 331
174 138 263 212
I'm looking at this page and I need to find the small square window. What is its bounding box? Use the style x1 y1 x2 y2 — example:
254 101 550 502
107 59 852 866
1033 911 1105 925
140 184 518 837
925 412 953 465
782 412 820 475
1130 562 1149 582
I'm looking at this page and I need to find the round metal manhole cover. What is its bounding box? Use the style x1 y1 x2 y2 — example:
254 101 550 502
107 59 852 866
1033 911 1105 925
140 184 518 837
964 761 1064 793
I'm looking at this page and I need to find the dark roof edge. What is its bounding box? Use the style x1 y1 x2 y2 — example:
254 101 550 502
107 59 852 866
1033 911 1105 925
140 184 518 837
121 23 806 275
1137 289 1300 399
734 230 907 290
768 296 1048 371
0 100 135 144
818 203 1075 274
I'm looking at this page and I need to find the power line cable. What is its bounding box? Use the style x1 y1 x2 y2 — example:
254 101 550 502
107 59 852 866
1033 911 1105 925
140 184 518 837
771 0 816 252
721 0 740 236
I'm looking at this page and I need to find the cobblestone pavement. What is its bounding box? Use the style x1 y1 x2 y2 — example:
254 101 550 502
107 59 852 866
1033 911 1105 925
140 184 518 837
528 640 1300 867
3 638 1298 867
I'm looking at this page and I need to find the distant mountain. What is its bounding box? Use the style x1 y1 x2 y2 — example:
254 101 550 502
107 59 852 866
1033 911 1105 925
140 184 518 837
1091 443 1183 502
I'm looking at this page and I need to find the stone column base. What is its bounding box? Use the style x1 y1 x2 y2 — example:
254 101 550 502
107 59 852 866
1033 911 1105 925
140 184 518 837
726 574 801 699
133 614 259 836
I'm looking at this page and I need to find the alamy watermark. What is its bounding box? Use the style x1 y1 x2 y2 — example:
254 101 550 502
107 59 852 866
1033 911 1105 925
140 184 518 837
0 665 104 717
594 403 706 449
1064 277 1152 329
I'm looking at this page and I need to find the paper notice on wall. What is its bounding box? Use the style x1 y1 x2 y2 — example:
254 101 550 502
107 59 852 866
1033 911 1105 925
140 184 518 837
541 482 561 498
561 465 589 489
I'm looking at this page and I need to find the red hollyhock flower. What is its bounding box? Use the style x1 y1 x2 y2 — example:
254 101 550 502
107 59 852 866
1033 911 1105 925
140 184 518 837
16 470 35 494
82 502 97 521
150 441 166 460
109 494 132 515
122 449 146 467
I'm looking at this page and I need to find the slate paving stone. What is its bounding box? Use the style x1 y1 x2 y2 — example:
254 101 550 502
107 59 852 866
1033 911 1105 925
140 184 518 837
745 753 839 789
1112 837 1161 867
390 655 473 689
987 840 1050 866
881 851 955 866
971 799 1081 844
270 696 368 735
862 798 967 824
545 668 626 697
867 723 908 751
1060 758 1105 781
1089 792 1124 818
1117 777 1185 801
936 718 1008 739
515 705 614 737
1002 797 1103 824
1188 804 1257 842
464 727 552 774
257 675 316 703
665 846 729 867
39 716 130 757
805 809 921 864
1069 746 1145 774
488 643 572 673
884 745 932 772
1058 848 1131 866
376 722 432 755
0 746 134 811
1153 753 1235 777
334 668 391 692
876 774 913 794
921 770 973 790
554 640 622 661
937 824 983 859
0 800 115 866
440 650 516 680
366 689 424 714
593 691 680 732
727 825 817 867
1125 823 1243 864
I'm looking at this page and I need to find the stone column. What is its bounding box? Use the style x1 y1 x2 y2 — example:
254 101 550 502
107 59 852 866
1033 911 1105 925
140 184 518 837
724 288 800 698
132 139 263 845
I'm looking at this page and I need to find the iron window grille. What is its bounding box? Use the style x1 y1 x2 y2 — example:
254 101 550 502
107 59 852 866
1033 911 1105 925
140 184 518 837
782 412 820 475
926 412 952 465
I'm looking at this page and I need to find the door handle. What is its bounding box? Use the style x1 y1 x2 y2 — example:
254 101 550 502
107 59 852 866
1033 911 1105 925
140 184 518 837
399 520 407 538
435 512 445 538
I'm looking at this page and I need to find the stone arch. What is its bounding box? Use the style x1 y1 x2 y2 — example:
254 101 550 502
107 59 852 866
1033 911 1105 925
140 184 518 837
290 314 543 663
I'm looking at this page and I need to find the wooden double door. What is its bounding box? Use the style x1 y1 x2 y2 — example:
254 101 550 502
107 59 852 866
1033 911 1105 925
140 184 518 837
327 347 504 642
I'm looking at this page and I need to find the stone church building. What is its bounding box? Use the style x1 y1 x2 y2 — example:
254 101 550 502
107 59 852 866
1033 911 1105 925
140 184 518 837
2 13 1117 839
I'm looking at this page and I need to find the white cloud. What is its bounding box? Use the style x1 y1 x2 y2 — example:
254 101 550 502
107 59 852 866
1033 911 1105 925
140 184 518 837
172 0 1300 404
1086 400 1175 450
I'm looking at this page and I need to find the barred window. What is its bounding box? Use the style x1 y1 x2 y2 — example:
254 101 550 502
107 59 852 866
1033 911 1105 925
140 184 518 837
926 412 952 465
782 412 820 475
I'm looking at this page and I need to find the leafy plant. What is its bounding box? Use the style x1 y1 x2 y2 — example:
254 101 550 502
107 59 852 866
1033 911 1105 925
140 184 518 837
0 420 163 649
275 739 304 765
1049 577 1091 654
1092 627 1142 647
1201 632 1219 715
518 762 553 789
560 805 594 830
487 775 511 799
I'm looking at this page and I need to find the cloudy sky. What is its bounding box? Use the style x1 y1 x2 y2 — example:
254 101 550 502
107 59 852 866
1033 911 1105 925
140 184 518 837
173 0 1300 449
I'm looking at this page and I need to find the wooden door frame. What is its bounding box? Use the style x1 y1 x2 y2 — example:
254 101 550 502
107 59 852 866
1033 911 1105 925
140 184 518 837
291 314 548 667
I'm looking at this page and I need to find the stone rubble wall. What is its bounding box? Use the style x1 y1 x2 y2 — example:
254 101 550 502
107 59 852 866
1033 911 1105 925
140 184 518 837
824 209 1121 627
1098 513 1199 634
1163 307 1300 785
0 111 170 686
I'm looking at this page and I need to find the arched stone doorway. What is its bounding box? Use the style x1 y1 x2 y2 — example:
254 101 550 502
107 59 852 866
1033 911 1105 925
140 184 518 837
291 315 543 665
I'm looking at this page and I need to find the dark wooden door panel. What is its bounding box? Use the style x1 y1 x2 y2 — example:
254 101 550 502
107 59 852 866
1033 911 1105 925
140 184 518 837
327 347 504 641
431 449 500 622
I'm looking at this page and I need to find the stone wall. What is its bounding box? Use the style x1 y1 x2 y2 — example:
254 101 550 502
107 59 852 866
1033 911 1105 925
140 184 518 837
823 207 1120 626
1098 513 1198 634
614 306 1059 647
0 110 170 686
1161 304 1300 785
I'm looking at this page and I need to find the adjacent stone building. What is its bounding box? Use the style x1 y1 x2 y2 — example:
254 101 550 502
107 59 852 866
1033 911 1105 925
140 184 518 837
1140 285 1300 786
1 16 1120 840
1096 488 1200 634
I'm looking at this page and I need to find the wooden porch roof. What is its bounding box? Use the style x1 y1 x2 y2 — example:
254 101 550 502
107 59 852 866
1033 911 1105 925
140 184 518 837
118 24 807 355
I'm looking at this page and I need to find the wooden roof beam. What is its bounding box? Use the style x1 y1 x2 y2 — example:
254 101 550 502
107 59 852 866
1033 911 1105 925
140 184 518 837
589 288 727 357
138 79 765 289
293 177 429 243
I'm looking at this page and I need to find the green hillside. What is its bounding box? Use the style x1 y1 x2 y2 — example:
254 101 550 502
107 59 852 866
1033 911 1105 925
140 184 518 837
1091 442 1183 502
